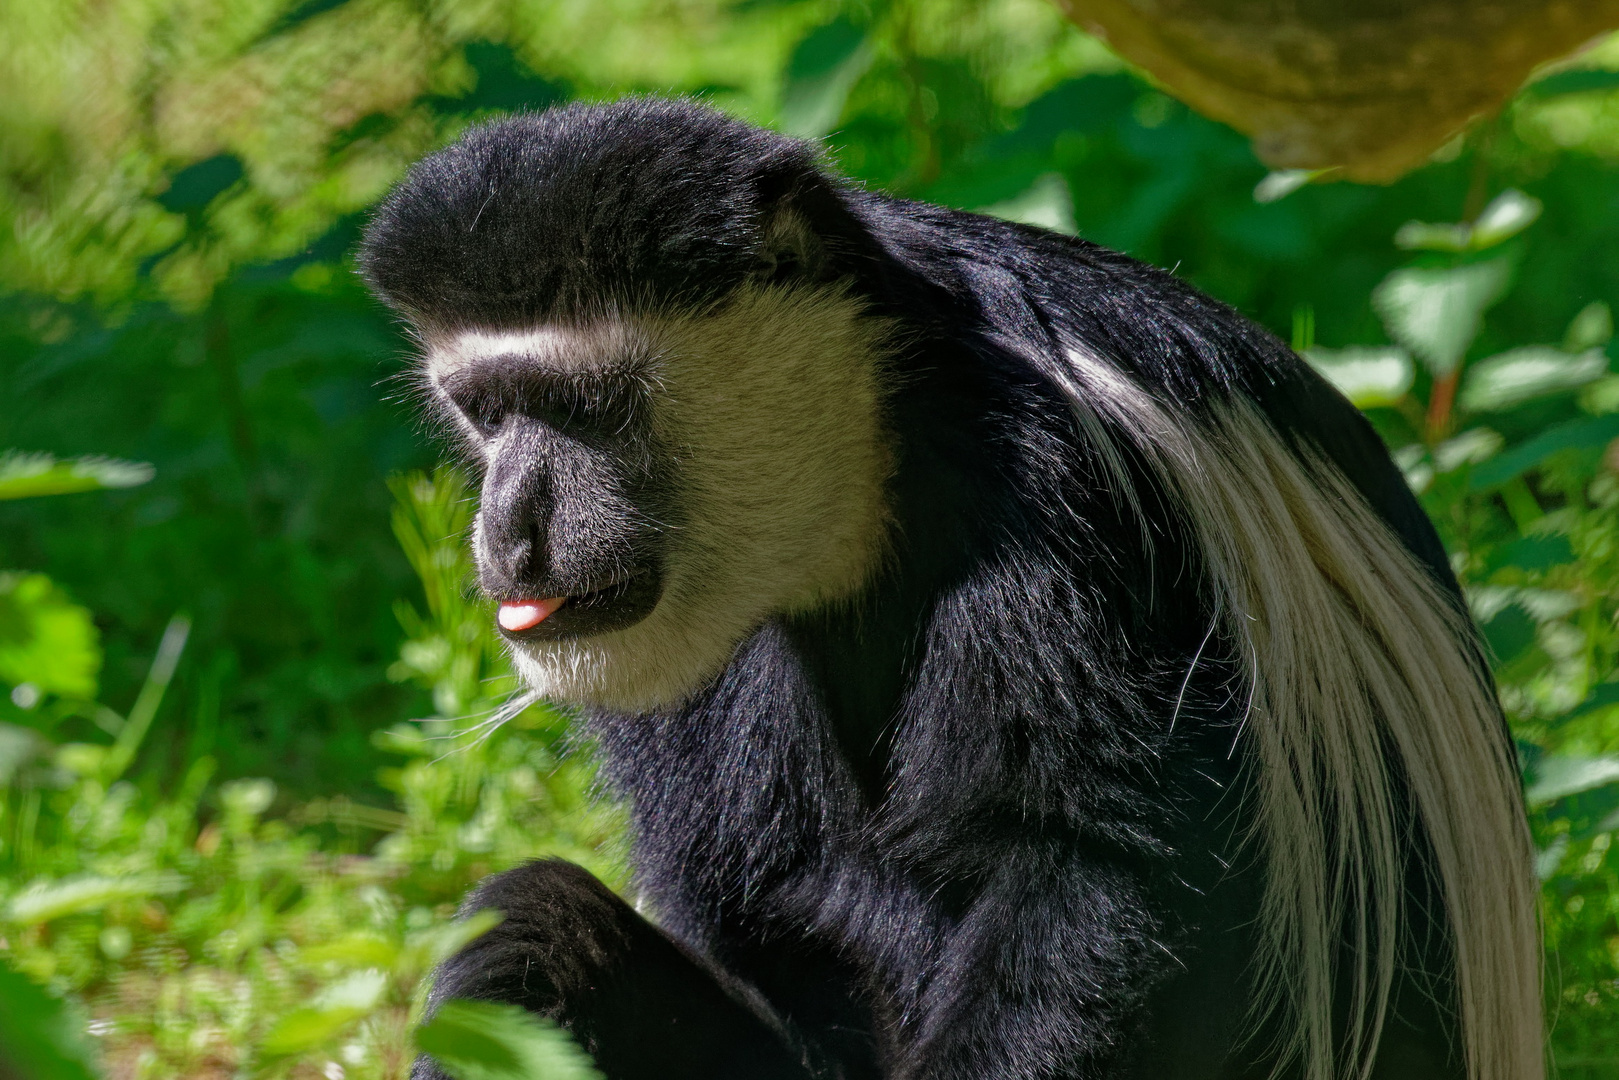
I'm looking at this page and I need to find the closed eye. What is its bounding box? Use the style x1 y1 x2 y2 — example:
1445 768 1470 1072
438 364 646 439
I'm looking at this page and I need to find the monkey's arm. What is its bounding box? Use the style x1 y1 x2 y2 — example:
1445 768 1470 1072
411 859 815 1080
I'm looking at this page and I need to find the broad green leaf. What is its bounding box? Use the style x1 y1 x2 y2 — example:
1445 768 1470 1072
0 964 100 1080
1527 69 1619 98
299 933 401 969
1527 754 1619 805
416 999 601 1080
1565 681 1619 721
0 573 100 700
398 909 504 980
1393 190 1542 253
1372 257 1514 376
315 968 389 1011
779 18 873 137
0 452 153 500
1431 427 1502 473
5 873 185 925
978 174 1076 235
259 1005 370 1056
1457 346 1608 412
1302 345 1413 408
1469 585 1581 624
219 777 276 819
258 965 389 1055
1393 220 1473 253
1564 300 1613 352
1251 168 1333 204
1392 443 1433 494
1468 413 1619 489
1470 190 1543 249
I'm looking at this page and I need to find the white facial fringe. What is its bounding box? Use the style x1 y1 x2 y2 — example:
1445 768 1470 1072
1058 345 1542 1080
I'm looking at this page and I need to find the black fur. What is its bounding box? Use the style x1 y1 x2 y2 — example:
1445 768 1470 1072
363 100 1480 1080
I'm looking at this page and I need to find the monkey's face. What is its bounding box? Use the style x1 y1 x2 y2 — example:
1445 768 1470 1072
421 284 892 713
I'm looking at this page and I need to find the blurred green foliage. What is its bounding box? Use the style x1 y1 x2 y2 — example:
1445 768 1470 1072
0 468 621 1078
7 0 1619 1074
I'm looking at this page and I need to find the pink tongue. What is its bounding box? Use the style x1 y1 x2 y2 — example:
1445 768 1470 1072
498 597 567 632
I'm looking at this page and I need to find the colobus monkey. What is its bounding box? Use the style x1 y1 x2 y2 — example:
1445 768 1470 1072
360 99 1541 1080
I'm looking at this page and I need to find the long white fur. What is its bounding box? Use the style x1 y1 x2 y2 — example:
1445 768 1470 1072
430 283 893 712
1055 343 1542 1080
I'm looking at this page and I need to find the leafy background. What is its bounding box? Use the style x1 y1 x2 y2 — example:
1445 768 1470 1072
5 0 1619 1076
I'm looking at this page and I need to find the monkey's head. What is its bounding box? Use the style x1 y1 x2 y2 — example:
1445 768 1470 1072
360 100 894 713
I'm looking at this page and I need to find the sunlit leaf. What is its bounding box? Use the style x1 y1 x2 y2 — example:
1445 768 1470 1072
1431 427 1503 472
0 573 100 700
1527 754 1619 805
1393 190 1541 253
0 452 153 501
398 909 503 980
1393 220 1473 252
259 1005 370 1057
1372 257 1514 376
258 962 389 1055
1458 346 1608 412
1302 345 1413 408
1252 168 1333 204
416 999 601 1080
1470 189 1543 248
5 873 185 925
300 933 401 969
1564 300 1614 352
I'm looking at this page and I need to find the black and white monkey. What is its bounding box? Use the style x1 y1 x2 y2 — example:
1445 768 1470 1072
359 99 1542 1080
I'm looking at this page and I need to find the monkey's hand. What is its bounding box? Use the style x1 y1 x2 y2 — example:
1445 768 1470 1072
410 859 815 1080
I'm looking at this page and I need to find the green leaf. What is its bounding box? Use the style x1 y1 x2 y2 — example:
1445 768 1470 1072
1372 257 1515 376
1467 413 1619 489
1470 190 1543 249
1480 603 1537 668
259 1006 369 1057
779 18 872 137
1302 346 1414 408
1527 754 1619 805
397 909 504 980
1251 168 1333 204
977 174 1076 235
1563 681 1619 721
1457 346 1608 412
1526 69 1619 98
1563 300 1613 352
0 573 101 701
1392 190 1542 253
415 999 601 1080
5 873 185 925
1432 427 1503 473
0 963 101 1080
259 968 389 1056
0 452 153 501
